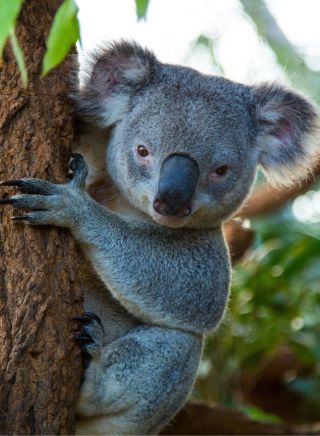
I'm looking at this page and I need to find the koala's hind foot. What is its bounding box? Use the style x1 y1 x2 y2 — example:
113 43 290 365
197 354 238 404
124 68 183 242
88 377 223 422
75 325 203 435
74 312 106 376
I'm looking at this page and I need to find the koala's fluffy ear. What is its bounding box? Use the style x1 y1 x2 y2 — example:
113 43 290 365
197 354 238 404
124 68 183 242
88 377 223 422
250 84 320 185
77 41 156 126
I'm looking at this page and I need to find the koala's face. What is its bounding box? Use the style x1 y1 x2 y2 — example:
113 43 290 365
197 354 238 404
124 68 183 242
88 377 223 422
107 81 258 228
79 42 319 229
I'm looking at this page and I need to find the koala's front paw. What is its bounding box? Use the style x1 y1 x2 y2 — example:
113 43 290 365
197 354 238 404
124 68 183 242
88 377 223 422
0 153 88 228
73 312 105 360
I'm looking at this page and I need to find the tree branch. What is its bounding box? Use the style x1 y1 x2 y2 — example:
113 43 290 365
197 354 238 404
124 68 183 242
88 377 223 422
235 158 320 218
224 220 254 263
163 401 320 435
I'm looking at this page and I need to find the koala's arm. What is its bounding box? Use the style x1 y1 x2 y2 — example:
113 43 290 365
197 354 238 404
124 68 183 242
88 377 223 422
0 155 230 335
75 201 230 334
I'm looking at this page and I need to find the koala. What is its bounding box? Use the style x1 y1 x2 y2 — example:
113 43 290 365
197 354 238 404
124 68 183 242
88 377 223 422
0 41 319 435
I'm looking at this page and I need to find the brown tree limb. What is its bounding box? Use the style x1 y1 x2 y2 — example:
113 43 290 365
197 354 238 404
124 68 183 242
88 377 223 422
163 401 320 435
223 220 254 263
237 161 320 219
0 1 84 434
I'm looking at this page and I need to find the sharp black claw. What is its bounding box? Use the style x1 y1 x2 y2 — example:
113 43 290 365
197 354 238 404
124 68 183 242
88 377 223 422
0 180 23 187
85 312 104 329
75 335 94 344
11 216 30 221
69 153 84 169
71 153 83 159
72 315 92 324
72 312 105 332
0 198 16 205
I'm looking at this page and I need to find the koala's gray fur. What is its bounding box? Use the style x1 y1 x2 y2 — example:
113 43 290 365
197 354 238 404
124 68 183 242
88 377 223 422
1 41 319 435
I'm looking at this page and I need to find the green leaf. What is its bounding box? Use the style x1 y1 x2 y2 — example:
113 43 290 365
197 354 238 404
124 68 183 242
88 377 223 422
10 30 27 87
135 0 149 20
0 0 23 58
42 0 79 76
241 405 282 423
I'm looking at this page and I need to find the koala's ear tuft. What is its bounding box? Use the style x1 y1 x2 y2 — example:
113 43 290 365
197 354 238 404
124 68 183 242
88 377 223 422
250 84 320 186
76 40 157 126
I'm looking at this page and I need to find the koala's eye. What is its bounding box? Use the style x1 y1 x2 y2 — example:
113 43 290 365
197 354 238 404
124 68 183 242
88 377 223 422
209 165 229 183
137 145 149 158
215 165 229 176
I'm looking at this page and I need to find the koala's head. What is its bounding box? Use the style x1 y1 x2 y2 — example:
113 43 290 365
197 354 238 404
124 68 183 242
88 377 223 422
78 41 320 229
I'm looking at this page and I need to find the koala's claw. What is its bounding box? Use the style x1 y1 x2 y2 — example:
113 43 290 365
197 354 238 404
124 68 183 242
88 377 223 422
0 179 24 187
70 152 86 170
0 178 61 195
73 312 105 332
68 153 88 190
75 335 95 345
11 215 33 222
0 198 17 205
0 154 89 227
73 312 105 358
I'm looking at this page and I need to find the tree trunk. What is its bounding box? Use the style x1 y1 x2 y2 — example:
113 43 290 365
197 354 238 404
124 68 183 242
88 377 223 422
0 1 84 434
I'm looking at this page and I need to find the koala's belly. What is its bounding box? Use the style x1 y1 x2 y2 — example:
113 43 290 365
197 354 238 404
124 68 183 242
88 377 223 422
80 262 141 344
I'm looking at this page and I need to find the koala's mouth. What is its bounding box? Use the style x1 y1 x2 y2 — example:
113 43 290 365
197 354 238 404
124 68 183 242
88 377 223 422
151 211 190 228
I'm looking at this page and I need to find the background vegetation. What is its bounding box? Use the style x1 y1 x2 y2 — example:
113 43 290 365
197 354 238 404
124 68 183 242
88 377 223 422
193 1 320 423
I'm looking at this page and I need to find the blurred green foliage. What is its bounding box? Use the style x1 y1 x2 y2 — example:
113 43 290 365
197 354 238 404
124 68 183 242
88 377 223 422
135 0 149 20
241 405 282 423
196 206 320 420
0 0 22 57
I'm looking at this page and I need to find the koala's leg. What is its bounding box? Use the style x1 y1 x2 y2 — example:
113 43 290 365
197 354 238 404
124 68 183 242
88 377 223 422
74 317 203 436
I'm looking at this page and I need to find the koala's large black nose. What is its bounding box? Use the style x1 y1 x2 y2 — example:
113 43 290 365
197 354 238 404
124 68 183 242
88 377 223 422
153 154 199 218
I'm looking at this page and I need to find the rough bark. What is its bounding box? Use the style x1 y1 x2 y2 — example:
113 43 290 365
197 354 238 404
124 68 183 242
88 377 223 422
0 1 83 434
